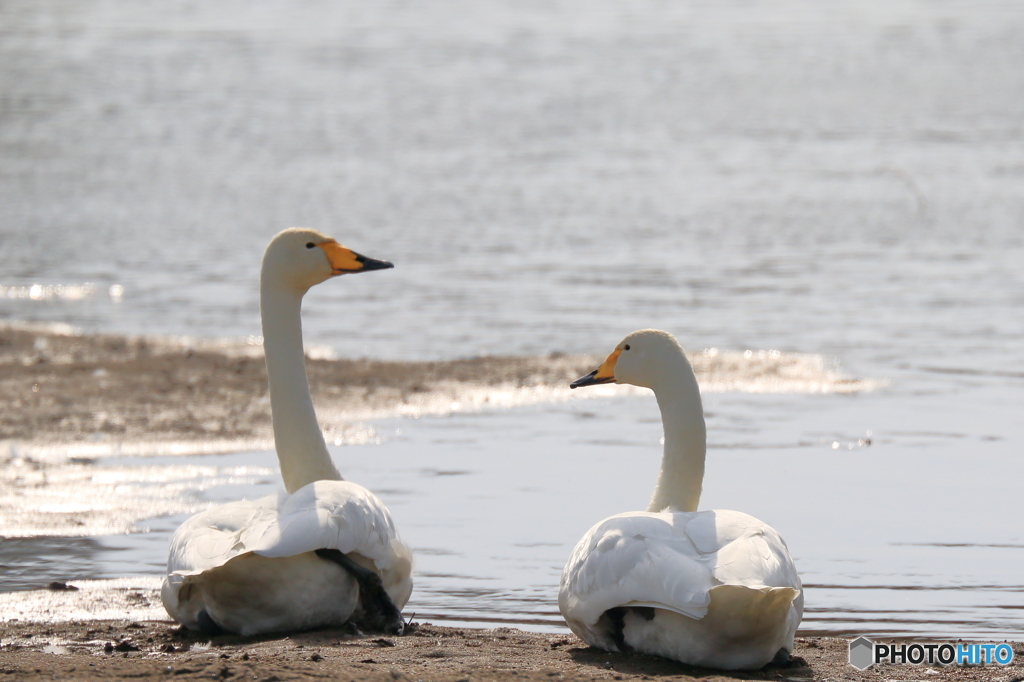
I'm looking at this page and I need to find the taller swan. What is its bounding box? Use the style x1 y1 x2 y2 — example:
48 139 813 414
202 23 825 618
161 228 412 636
559 330 802 670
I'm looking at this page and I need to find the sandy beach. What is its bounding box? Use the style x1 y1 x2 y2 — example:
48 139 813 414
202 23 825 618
3 619 1021 682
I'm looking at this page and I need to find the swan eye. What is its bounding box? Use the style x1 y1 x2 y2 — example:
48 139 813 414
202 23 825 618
305 242 316 249
623 344 630 351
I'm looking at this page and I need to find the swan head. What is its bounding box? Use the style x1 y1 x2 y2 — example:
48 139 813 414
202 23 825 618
261 227 393 293
570 329 686 390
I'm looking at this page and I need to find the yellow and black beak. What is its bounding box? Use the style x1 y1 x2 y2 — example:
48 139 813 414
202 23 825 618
570 348 621 389
318 240 394 274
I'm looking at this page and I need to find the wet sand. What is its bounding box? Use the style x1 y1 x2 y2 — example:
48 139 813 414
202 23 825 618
0 324 876 456
0 325 596 454
2 619 1018 682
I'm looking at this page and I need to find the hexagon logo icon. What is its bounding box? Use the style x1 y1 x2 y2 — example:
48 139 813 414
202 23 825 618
849 636 875 670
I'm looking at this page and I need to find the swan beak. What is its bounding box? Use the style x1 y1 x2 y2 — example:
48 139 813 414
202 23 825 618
319 241 394 274
570 349 621 389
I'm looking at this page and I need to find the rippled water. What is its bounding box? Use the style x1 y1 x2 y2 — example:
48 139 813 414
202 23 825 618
2 0 1023 640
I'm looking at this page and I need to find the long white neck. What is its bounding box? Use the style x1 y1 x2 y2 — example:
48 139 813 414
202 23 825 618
646 356 707 513
260 280 342 494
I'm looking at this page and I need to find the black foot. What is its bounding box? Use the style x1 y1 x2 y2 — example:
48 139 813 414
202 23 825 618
605 607 633 653
339 621 364 637
195 609 226 636
315 549 404 635
604 606 655 653
763 647 800 668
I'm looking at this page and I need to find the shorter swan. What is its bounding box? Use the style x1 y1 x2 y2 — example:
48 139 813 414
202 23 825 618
161 228 412 636
559 330 802 670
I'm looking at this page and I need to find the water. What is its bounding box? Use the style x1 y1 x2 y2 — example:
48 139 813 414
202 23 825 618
3 386 1021 637
2 0 1023 640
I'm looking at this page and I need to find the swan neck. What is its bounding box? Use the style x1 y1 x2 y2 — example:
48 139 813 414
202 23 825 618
646 363 706 513
260 281 341 493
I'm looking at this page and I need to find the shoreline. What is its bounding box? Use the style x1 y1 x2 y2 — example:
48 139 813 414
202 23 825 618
0 324 878 458
3 620 1018 682
0 324 597 455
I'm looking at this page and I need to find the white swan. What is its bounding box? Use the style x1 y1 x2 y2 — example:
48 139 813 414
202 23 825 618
559 329 802 670
161 228 413 636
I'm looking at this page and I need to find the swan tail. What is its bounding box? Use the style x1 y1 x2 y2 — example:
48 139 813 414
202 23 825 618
702 584 802 659
609 586 801 670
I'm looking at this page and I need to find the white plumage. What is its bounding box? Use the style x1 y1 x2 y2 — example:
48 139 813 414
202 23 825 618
162 481 412 635
161 228 411 636
559 330 802 670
